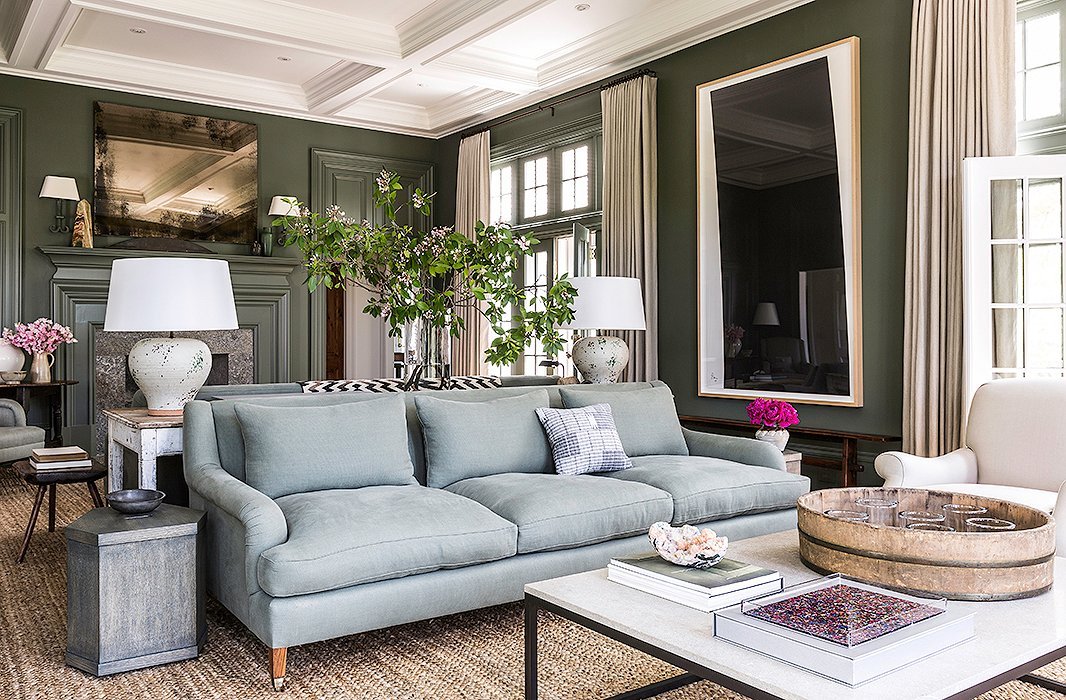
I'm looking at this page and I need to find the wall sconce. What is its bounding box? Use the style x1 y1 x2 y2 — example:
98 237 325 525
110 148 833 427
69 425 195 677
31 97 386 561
39 176 80 234
261 195 298 257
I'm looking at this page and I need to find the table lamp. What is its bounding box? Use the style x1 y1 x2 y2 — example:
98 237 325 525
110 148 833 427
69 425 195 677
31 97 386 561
559 277 646 383
752 302 780 326
104 258 238 415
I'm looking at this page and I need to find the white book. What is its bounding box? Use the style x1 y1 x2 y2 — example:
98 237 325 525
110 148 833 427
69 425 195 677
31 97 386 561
31 458 94 470
609 554 781 596
608 566 784 612
713 576 976 686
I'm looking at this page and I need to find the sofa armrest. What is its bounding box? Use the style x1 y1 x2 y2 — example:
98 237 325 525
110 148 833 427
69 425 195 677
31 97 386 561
0 399 27 427
185 459 288 597
682 427 786 470
873 448 979 488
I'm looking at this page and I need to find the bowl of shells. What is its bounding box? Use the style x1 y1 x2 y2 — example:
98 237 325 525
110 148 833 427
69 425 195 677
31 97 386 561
648 521 729 569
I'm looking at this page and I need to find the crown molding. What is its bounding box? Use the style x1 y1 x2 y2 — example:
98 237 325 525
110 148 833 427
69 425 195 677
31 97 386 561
303 62 386 114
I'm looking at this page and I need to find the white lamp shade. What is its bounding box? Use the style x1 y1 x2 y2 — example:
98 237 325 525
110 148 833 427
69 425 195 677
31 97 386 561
559 277 646 331
39 176 80 200
752 302 780 326
268 196 299 216
104 258 239 332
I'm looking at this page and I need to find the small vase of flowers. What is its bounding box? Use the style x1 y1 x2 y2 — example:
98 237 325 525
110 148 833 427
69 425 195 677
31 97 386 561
746 397 799 452
2 318 77 384
724 324 744 358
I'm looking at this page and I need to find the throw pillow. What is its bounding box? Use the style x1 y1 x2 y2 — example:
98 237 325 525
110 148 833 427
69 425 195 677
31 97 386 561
234 394 417 498
415 390 553 488
559 385 688 457
535 404 632 475
300 378 409 393
417 375 503 391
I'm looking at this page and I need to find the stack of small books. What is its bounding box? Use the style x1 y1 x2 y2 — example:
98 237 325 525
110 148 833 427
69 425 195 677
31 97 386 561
607 553 783 612
30 445 93 471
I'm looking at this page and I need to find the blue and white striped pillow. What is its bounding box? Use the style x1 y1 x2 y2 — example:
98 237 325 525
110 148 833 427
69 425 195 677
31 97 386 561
535 403 632 476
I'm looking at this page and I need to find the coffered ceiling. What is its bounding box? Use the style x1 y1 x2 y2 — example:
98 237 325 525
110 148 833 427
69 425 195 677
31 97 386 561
0 0 811 138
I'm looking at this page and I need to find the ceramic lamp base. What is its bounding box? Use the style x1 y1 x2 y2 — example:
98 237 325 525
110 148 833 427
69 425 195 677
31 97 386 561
572 335 630 384
127 337 211 416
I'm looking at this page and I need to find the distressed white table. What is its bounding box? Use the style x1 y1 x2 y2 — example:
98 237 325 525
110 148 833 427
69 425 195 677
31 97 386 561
102 408 183 493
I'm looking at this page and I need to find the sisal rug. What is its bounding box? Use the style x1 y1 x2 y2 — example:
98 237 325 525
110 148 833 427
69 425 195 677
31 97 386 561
0 466 1061 700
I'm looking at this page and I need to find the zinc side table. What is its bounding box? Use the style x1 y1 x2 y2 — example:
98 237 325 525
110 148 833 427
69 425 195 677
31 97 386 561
102 408 183 493
65 504 205 676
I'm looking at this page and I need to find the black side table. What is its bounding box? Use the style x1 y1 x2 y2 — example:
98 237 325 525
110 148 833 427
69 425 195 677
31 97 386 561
13 459 105 563
65 504 205 676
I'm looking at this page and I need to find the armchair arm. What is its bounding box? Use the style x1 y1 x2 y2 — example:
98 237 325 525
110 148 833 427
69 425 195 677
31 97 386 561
0 399 27 427
682 427 786 470
874 447 979 488
1053 482 1066 556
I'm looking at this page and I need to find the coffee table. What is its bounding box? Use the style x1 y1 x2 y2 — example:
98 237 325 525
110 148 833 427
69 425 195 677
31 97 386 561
524 530 1066 700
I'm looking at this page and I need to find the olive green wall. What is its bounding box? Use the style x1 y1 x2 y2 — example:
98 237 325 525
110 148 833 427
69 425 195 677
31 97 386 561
441 0 912 440
2 72 436 380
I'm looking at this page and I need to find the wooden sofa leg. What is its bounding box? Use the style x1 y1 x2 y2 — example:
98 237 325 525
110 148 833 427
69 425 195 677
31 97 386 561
270 647 287 691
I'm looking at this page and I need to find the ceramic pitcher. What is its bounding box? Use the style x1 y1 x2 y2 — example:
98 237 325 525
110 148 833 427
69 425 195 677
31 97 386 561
28 352 54 383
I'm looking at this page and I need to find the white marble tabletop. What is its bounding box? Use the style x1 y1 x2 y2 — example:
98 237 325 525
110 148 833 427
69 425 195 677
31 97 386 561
525 530 1066 700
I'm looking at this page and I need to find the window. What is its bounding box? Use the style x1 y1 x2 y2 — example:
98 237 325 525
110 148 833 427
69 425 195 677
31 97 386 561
489 165 513 224
560 144 590 211
1018 1 1066 153
522 155 549 218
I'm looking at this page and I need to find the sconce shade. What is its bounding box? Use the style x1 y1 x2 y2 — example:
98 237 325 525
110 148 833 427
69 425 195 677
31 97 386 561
559 277 647 331
39 176 80 201
752 302 780 326
268 196 299 216
104 258 238 332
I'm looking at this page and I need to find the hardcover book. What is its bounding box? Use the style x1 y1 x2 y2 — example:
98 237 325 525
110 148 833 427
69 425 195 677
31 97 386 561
609 554 780 596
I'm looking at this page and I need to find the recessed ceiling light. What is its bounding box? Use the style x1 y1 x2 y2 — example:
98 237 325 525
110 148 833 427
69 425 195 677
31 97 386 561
129 27 147 34
277 56 292 62
575 3 590 10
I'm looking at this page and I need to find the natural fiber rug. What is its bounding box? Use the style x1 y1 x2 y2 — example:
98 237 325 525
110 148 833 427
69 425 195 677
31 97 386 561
0 466 1061 700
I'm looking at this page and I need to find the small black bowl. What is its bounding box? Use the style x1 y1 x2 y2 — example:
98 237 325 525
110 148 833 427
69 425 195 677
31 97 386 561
107 489 165 515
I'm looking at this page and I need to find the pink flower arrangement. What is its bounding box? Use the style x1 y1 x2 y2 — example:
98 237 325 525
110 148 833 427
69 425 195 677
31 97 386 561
2 318 77 354
724 324 745 344
746 397 799 430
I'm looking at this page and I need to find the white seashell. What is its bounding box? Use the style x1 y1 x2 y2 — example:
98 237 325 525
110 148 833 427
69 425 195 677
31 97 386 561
648 521 728 569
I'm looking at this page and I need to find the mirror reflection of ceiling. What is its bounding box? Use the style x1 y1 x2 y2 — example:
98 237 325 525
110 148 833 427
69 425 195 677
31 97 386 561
711 58 838 190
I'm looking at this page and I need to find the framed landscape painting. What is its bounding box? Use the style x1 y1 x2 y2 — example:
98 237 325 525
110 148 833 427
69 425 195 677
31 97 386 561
93 102 258 244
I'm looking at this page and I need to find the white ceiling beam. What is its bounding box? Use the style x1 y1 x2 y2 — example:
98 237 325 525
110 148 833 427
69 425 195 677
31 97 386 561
8 0 71 68
0 0 35 63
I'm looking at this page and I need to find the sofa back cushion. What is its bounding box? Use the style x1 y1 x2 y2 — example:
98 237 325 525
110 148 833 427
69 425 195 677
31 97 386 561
559 384 688 457
416 389 553 488
234 394 417 498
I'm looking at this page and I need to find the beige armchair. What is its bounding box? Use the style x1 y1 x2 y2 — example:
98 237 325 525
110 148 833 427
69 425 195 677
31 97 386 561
875 379 1066 550
0 398 45 464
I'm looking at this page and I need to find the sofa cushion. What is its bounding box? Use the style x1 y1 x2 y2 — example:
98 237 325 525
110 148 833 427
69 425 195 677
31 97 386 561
416 390 553 488
258 485 518 597
535 404 631 475
0 425 46 463
234 394 416 498
445 472 673 554
559 385 688 457
599 455 810 524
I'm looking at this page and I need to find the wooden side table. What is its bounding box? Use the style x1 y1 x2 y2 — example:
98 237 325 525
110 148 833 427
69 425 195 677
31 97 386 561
0 380 78 446
65 504 205 676
102 408 183 493
13 459 105 563
783 449 802 475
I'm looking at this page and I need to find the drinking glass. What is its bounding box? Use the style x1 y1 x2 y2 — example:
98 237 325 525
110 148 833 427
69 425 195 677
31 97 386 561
855 497 899 526
943 503 988 531
899 510 945 527
966 517 1016 532
824 509 869 522
907 522 955 532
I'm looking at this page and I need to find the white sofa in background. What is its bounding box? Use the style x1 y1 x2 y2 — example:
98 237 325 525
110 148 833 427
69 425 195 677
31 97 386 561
875 379 1066 550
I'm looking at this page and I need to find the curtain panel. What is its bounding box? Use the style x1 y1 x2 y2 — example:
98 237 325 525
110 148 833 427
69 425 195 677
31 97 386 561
601 74 659 381
452 131 491 376
904 0 1015 455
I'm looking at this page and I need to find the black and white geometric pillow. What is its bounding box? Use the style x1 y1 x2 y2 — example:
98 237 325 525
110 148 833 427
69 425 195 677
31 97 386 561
418 375 503 391
300 378 409 394
535 403 632 476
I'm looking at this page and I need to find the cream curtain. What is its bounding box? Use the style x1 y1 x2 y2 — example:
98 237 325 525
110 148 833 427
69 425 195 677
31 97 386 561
904 0 1015 455
452 131 491 376
601 74 658 381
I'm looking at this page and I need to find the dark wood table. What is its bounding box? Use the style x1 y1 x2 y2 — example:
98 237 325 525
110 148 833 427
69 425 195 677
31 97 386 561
13 458 105 563
0 380 78 446
679 414 900 488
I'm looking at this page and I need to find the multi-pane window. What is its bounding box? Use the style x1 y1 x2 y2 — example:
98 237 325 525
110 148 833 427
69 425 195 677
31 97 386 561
1018 9 1062 122
489 165 513 224
522 156 549 218
560 145 590 211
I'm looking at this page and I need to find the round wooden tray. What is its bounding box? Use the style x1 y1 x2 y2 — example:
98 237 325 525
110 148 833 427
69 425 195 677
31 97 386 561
796 487 1055 600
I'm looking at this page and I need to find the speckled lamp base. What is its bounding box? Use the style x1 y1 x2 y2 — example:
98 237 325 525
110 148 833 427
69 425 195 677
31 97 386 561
128 337 211 415
572 335 629 383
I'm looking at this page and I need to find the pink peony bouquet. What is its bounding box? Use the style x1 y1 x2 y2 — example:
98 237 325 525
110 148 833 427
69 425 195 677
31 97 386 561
2 318 77 354
746 397 799 430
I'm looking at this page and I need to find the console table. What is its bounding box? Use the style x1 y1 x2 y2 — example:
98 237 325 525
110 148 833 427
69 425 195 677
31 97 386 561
102 408 183 493
0 380 78 446
679 415 900 488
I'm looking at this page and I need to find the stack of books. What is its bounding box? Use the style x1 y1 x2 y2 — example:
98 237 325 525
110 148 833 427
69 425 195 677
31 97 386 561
30 446 93 471
607 553 783 612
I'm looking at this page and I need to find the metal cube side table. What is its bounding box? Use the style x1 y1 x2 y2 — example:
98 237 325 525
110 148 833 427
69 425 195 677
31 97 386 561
65 504 205 676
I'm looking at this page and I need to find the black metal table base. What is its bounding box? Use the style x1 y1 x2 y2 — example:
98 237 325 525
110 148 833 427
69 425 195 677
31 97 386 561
523 593 1066 700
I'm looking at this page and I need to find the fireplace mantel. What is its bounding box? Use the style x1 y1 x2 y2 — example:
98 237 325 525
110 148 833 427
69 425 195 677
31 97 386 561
40 245 300 450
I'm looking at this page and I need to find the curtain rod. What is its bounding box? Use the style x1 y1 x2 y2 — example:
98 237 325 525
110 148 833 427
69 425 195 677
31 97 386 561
459 68 655 141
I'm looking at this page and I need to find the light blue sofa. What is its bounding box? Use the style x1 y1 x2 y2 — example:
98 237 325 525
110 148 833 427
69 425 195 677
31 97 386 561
182 380 809 688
